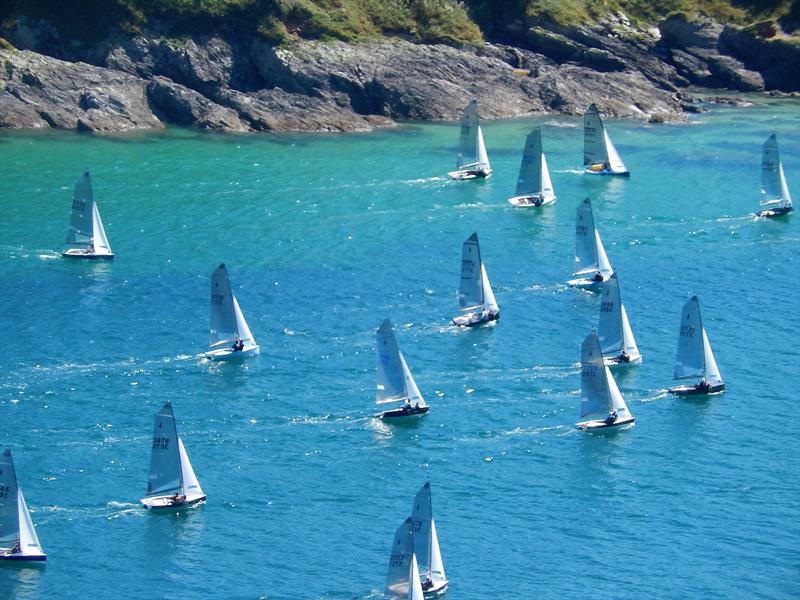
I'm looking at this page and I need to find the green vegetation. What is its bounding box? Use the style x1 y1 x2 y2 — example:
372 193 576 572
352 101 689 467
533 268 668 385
0 0 795 47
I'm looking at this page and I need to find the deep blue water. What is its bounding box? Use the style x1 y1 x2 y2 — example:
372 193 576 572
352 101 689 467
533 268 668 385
1 98 799 599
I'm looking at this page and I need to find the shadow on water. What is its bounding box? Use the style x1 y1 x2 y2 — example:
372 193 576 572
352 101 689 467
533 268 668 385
0 560 46 600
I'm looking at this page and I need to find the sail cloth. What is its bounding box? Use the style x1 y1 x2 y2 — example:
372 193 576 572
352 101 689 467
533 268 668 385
209 264 238 347
674 296 706 380
583 104 606 166
17 488 43 556
66 171 95 245
475 126 491 172
178 438 204 498
480 265 499 314
456 101 479 169
580 331 631 419
146 402 182 497
516 128 542 196
409 554 425 600
0 449 20 545
386 517 414 596
410 482 446 586
761 133 793 208
598 273 639 357
376 319 408 405
459 233 484 310
399 352 427 408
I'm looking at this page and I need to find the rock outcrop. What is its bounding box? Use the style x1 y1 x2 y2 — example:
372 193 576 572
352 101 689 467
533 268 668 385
0 11 796 134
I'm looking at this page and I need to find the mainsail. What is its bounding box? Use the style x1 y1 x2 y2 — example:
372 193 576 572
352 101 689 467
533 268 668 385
673 296 706 381
761 133 793 208
573 198 613 278
209 264 238 347
410 482 446 586
386 517 414 596
376 319 408 405
146 402 182 497
580 332 631 419
66 171 95 246
456 100 478 169
0 449 20 546
598 273 639 358
458 232 484 310
583 104 606 166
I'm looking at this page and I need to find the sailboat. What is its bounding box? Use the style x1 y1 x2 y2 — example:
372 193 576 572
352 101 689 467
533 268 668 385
755 133 793 218
409 554 426 600
452 232 499 327
448 100 492 180
0 449 46 562
140 401 206 511
508 127 556 207
668 296 725 396
386 517 414 597
61 170 114 259
577 331 635 431
567 198 614 290
409 482 448 595
583 104 629 177
598 273 641 366
204 263 259 361
375 319 429 420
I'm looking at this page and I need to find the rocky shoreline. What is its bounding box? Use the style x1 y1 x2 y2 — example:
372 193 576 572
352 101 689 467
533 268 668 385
0 13 797 134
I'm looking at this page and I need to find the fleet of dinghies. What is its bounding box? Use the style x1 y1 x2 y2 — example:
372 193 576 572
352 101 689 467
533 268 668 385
19 100 797 568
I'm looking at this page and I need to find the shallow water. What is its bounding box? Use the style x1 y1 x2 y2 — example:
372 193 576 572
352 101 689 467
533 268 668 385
1 98 799 599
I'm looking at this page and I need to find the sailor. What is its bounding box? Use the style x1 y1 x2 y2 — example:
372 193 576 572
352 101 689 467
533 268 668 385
605 410 618 425
10 540 21 554
620 350 631 363
232 339 244 352
171 493 185 505
593 272 604 282
422 577 433 590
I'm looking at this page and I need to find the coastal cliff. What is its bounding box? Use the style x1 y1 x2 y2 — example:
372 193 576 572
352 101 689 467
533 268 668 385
0 4 797 133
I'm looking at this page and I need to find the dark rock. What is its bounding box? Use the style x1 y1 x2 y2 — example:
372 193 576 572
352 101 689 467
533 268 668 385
718 25 800 92
146 76 248 131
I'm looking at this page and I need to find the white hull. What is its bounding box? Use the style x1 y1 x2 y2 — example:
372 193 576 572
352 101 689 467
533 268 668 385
423 580 448 596
567 276 607 290
668 383 725 396
585 165 629 177
205 345 260 361
755 206 793 218
61 248 114 260
0 549 47 562
379 405 429 421
448 168 492 180
603 353 642 367
140 493 206 511
507 194 556 207
577 416 635 431
452 310 499 327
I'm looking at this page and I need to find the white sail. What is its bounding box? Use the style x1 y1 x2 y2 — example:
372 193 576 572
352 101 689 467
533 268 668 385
456 100 478 169
386 517 414 597
376 319 408 405
232 295 256 347
209 264 238 347
0 449 20 546
177 437 204 499
399 352 426 408
410 482 433 578
480 264 499 314
595 230 614 279
409 554 425 600
761 133 793 208
476 126 491 172
673 296 706 381
540 153 555 202
429 519 446 586
66 171 95 246
583 104 606 166
146 401 182 497
458 232 484 311
598 273 638 358
91 202 113 255
605 361 633 418
701 329 724 387
515 128 542 196
574 198 599 276
17 489 43 557
580 332 609 417
604 130 627 174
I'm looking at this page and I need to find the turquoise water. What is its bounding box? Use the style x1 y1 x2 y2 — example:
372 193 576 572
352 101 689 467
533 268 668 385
1 99 799 599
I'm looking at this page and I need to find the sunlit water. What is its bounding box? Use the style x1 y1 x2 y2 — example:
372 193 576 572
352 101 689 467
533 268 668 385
1 98 799 599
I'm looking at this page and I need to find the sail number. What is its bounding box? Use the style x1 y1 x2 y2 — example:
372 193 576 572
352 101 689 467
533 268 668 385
0 484 8 499
576 225 589 236
211 293 224 305
600 301 614 313
582 365 598 377
679 325 695 338
152 436 170 450
389 552 406 568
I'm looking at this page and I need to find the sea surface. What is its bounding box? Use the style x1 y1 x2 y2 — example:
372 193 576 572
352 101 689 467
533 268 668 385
1 98 799 600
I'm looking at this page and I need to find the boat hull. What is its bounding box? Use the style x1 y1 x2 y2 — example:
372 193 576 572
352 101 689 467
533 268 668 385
0 551 47 562
668 383 725 396
140 494 206 511
380 405 429 420
508 194 556 208
577 416 635 431
448 168 492 180
423 580 448 596
585 166 630 177
61 249 114 260
755 206 793 218
205 345 260 362
567 276 607 291
452 310 499 327
604 353 642 367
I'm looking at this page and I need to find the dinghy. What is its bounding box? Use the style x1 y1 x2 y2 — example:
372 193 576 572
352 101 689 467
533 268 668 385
448 100 492 180
204 263 259 361
583 104 629 177
61 170 114 259
140 402 206 511
567 198 614 290
375 319 429 420
598 273 641 366
576 331 635 431
452 232 499 327
410 482 448 595
386 517 414 597
755 133 793 218
0 449 46 562
508 127 556 207
668 296 725 396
